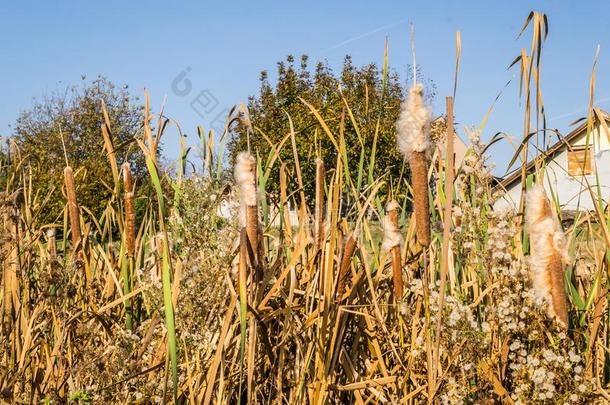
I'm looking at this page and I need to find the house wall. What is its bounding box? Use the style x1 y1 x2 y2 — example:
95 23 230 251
494 124 610 211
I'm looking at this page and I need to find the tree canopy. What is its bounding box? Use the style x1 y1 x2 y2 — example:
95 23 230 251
12 76 146 225
229 54 436 203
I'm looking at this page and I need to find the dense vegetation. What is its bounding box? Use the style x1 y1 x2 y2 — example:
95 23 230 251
1 10 609 405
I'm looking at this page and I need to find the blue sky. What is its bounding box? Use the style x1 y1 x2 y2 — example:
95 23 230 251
1 1 609 174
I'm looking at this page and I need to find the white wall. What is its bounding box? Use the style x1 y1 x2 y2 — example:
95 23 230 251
494 124 610 211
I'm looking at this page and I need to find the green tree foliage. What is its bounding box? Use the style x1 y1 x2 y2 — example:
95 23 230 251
12 76 146 225
229 54 435 202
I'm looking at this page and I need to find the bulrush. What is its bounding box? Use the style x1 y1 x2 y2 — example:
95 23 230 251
383 200 403 300
46 228 57 260
123 163 136 258
396 84 432 246
526 185 570 327
234 152 260 279
314 158 325 250
337 235 357 300
63 166 81 249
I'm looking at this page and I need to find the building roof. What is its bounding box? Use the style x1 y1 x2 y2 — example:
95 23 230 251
497 111 610 191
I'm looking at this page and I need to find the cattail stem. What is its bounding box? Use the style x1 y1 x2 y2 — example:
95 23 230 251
63 166 81 249
315 158 325 250
410 151 431 246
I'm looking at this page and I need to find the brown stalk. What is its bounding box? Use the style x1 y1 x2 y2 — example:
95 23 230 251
63 166 81 249
337 236 357 300
410 150 430 246
314 158 325 250
433 96 456 388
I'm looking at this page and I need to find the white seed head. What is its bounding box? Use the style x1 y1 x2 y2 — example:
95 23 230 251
382 200 401 251
234 152 257 226
396 84 432 159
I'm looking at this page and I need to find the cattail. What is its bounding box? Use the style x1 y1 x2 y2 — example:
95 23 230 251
2 210 16 319
526 185 570 327
337 236 357 300
46 228 57 260
383 201 403 300
123 163 136 258
314 158 325 250
63 166 81 249
234 152 260 279
396 84 432 246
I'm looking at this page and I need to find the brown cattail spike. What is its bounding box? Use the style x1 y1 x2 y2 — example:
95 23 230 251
383 201 403 300
123 163 136 258
314 158 325 250
63 166 81 249
337 236 357 300
396 84 432 247
526 185 570 327
410 151 431 246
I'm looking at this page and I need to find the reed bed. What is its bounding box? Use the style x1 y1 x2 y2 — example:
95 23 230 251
1 11 610 404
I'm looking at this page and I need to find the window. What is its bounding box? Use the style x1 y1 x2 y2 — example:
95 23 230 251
567 145 593 176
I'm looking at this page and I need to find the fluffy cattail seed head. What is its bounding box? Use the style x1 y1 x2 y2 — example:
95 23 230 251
526 185 570 327
396 84 433 158
46 228 57 259
382 200 401 251
234 151 261 281
383 200 403 300
234 152 257 227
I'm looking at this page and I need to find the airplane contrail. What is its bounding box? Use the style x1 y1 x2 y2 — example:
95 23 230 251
318 19 409 54
548 96 610 123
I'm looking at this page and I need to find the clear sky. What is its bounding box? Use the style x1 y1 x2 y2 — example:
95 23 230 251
1 1 609 174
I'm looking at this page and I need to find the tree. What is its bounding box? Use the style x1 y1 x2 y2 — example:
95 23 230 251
12 76 146 225
229 54 436 203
